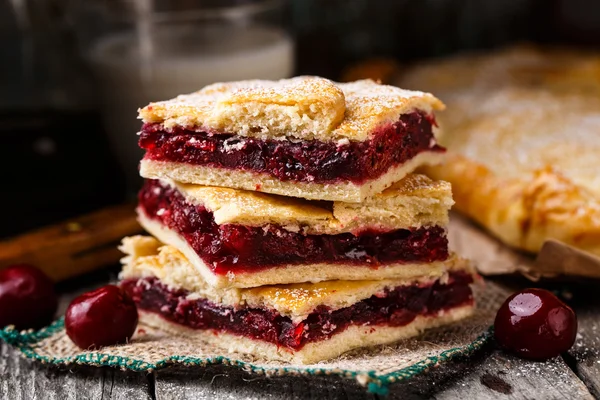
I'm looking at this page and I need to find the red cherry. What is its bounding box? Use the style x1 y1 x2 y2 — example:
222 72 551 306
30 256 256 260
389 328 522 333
65 285 138 350
495 288 577 360
0 264 58 330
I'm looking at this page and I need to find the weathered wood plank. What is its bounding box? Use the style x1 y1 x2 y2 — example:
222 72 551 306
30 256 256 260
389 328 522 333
153 345 593 400
0 342 152 400
154 365 378 400
426 350 593 400
568 291 600 398
150 353 588 400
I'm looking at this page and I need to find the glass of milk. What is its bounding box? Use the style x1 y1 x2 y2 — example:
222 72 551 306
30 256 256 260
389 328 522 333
73 0 294 193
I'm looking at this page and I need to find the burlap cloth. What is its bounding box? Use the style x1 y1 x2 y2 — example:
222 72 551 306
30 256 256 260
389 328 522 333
0 280 508 395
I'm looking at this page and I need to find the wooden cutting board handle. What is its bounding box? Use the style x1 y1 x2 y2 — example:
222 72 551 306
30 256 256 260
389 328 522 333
0 204 143 282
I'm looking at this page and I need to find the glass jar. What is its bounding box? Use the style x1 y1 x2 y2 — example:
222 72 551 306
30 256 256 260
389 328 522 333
70 0 294 192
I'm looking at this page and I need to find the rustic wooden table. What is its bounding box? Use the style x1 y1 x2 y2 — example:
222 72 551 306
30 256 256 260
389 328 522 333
1 269 599 400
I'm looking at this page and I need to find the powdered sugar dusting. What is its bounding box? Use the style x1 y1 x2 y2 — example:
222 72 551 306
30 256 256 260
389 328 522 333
139 76 444 142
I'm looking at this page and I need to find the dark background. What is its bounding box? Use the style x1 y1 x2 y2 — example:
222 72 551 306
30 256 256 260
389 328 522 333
2 0 599 238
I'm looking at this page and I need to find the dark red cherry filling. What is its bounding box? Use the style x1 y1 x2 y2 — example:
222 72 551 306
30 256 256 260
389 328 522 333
138 179 449 274
65 285 139 350
0 264 58 330
494 288 577 360
139 111 444 184
121 271 473 350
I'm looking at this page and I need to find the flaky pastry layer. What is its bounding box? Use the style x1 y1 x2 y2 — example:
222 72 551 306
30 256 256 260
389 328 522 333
156 173 452 234
140 150 447 203
136 215 463 289
139 77 444 142
401 45 600 255
120 235 473 315
139 305 474 364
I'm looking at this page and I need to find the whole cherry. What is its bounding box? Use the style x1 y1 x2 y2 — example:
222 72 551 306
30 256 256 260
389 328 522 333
495 288 577 360
65 285 138 350
0 264 58 330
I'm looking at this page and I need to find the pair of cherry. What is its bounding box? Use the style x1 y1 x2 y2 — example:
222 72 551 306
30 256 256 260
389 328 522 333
0 264 579 358
0 265 137 349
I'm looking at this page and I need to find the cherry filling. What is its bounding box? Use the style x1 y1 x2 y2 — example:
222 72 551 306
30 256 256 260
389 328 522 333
139 111 444 184
139 180 449 274
121 272 473 350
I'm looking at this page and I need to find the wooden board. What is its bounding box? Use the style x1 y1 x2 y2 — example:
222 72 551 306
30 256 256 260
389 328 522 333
0 204 141 282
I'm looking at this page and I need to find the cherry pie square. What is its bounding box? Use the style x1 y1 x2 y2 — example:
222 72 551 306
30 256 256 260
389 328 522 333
138 77 446 202
136 174 455 288
119 236 475 364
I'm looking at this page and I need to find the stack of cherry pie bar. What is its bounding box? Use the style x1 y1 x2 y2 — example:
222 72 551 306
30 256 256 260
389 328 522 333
118 77 476 364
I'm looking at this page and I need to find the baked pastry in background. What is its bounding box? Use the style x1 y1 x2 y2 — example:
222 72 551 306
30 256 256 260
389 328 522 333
120 235 475 364
138 77 446 203
136 174 457 288
399 45 600 256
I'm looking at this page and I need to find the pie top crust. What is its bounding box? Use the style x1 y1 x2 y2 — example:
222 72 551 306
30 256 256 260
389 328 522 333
119 236 471 322
158 173 453 234
139 76 444 142
400 45 600 255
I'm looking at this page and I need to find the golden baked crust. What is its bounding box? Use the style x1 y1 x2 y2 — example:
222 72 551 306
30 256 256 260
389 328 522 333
139 150 447 203
399 45 600 255
120 235 473 321
139 76 444 142
161 173 453 234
